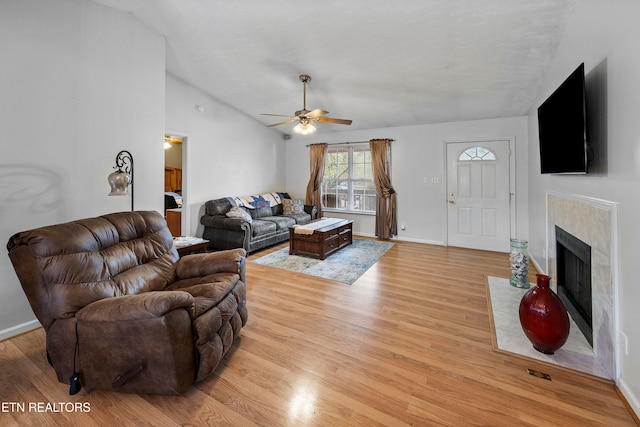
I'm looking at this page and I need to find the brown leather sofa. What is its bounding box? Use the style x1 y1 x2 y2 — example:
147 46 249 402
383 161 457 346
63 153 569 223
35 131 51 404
7 211 248 395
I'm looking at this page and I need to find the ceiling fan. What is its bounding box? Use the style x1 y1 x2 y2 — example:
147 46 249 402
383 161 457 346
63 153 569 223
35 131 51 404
261 74 352 135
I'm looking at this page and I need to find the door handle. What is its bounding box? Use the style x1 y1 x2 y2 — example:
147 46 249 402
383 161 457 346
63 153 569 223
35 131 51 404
448 200 455 204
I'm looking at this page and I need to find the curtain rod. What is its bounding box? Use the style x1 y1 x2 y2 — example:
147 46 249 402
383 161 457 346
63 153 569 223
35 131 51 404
306 139 395 147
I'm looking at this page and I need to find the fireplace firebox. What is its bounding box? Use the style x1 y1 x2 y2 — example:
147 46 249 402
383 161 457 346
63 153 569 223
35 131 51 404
555 226 593 346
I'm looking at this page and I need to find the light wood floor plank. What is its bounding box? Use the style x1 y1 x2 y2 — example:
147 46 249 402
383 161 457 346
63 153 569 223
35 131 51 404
1 239 636 426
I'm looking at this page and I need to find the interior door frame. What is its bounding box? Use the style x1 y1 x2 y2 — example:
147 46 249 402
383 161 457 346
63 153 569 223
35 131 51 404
165 129 190 236
443 137 517 250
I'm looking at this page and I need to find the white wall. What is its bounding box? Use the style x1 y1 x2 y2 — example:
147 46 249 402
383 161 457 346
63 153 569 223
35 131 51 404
0 0 165 338
165 74 286 238
286 117 529 244
526 0 640 414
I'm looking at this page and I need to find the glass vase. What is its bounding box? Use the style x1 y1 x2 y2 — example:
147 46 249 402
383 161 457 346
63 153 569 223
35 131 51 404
509 238 530 288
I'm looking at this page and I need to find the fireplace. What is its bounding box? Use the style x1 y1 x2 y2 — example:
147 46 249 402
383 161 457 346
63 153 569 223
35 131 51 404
555 226 592 346
547 192 617 379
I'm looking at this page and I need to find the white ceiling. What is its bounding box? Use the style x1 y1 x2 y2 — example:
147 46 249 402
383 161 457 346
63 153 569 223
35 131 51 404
92 0 577 134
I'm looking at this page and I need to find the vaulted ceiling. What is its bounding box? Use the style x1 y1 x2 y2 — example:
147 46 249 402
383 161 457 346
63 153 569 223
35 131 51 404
92 0 577 134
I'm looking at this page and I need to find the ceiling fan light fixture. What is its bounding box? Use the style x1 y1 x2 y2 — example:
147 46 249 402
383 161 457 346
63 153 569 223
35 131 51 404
293 120 316 135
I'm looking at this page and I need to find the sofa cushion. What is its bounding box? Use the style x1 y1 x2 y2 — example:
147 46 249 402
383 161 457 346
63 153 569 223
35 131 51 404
283 198 305 215
284 212 312 224
259 215 296 231
272 203 284 216
226 207 252 222
255 206 273 218
250 219 277 237
206 198 233 216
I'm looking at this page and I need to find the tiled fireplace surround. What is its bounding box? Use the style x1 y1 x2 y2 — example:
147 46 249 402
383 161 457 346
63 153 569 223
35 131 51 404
546 191 618 379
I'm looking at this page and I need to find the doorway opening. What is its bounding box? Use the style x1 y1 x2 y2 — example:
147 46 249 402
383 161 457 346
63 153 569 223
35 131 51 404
164 134 184 237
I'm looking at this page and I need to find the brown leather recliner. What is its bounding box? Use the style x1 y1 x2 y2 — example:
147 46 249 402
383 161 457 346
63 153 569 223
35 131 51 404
6 211 248 395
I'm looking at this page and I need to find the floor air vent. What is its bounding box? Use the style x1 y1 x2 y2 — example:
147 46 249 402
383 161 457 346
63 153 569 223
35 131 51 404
527 368 551 381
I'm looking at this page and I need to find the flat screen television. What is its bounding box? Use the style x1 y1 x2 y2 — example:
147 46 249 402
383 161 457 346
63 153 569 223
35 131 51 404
537 63 589 174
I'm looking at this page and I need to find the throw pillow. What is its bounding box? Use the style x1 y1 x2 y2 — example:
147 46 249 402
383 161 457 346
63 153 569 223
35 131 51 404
283 198 305 215
226 206 252 222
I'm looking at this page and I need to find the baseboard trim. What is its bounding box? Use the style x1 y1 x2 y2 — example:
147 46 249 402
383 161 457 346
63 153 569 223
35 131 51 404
529 254 546 275
618 379 640 422
352 231 376 238
0 319 41 342
393 236 445 246
353 232 444 246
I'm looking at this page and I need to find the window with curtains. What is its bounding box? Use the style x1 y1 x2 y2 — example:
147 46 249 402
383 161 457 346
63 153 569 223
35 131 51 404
321 145 376 213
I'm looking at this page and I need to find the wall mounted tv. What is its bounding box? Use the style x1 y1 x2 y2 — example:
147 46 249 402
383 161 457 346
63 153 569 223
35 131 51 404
538 63 589 174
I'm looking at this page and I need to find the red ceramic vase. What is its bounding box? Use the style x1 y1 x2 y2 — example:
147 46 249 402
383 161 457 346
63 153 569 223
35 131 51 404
518 274 570 354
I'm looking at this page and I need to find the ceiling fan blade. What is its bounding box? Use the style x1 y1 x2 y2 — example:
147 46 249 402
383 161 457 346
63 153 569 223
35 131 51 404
317 117 352 125
306 109 329 118
266 119 297 127
261 113 294 118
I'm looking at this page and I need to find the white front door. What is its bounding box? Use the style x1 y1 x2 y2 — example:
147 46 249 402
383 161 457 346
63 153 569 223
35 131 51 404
446 140 511 252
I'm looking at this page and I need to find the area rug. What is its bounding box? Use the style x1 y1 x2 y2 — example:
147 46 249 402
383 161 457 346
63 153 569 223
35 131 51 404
250 238 395 284
486 276 610 378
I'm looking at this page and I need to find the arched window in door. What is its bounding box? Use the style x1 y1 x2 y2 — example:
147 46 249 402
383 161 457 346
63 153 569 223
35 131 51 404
458 146 497 161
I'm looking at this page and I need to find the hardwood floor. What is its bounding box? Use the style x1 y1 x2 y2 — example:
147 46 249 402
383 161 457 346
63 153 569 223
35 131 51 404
1 240 636 426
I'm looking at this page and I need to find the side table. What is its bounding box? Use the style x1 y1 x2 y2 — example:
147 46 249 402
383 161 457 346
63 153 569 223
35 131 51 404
173 237 209 257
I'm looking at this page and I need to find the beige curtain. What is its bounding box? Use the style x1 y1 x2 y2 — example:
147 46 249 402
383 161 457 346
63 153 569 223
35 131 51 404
305 143 328 217
370 138 397 239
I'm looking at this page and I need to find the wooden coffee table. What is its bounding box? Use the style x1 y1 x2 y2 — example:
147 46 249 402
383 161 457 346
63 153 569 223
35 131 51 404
289 218 353 260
